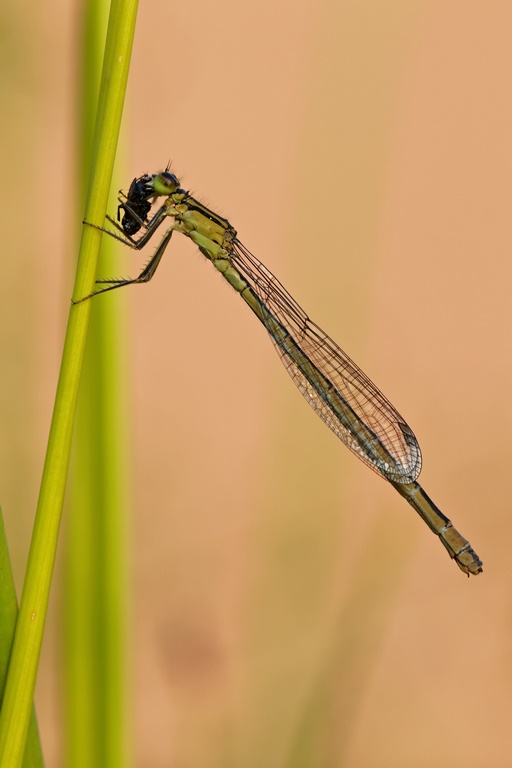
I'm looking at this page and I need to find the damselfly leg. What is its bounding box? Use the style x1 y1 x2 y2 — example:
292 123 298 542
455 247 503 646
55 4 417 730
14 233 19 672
76 202 174 303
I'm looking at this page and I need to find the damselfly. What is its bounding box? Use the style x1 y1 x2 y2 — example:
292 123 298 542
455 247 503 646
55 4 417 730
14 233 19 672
77 167 483 576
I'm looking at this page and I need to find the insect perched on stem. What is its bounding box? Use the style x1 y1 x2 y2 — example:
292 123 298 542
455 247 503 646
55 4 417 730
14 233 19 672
77 166 483 576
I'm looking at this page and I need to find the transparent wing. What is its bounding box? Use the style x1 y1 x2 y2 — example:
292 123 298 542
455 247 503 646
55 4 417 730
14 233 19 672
231 240 422 483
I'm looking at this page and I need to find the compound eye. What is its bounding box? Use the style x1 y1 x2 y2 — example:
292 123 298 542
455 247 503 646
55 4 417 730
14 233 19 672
153 171 179 196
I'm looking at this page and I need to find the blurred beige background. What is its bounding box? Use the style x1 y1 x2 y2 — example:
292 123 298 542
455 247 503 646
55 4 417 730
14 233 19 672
1 0 511 766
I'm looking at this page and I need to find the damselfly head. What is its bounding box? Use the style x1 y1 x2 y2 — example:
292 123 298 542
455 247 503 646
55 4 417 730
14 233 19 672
152 171 180 197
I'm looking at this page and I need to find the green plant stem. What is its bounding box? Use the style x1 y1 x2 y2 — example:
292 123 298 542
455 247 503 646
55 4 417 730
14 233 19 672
0 510 43 767
64 0 131 764
0 3 139 765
